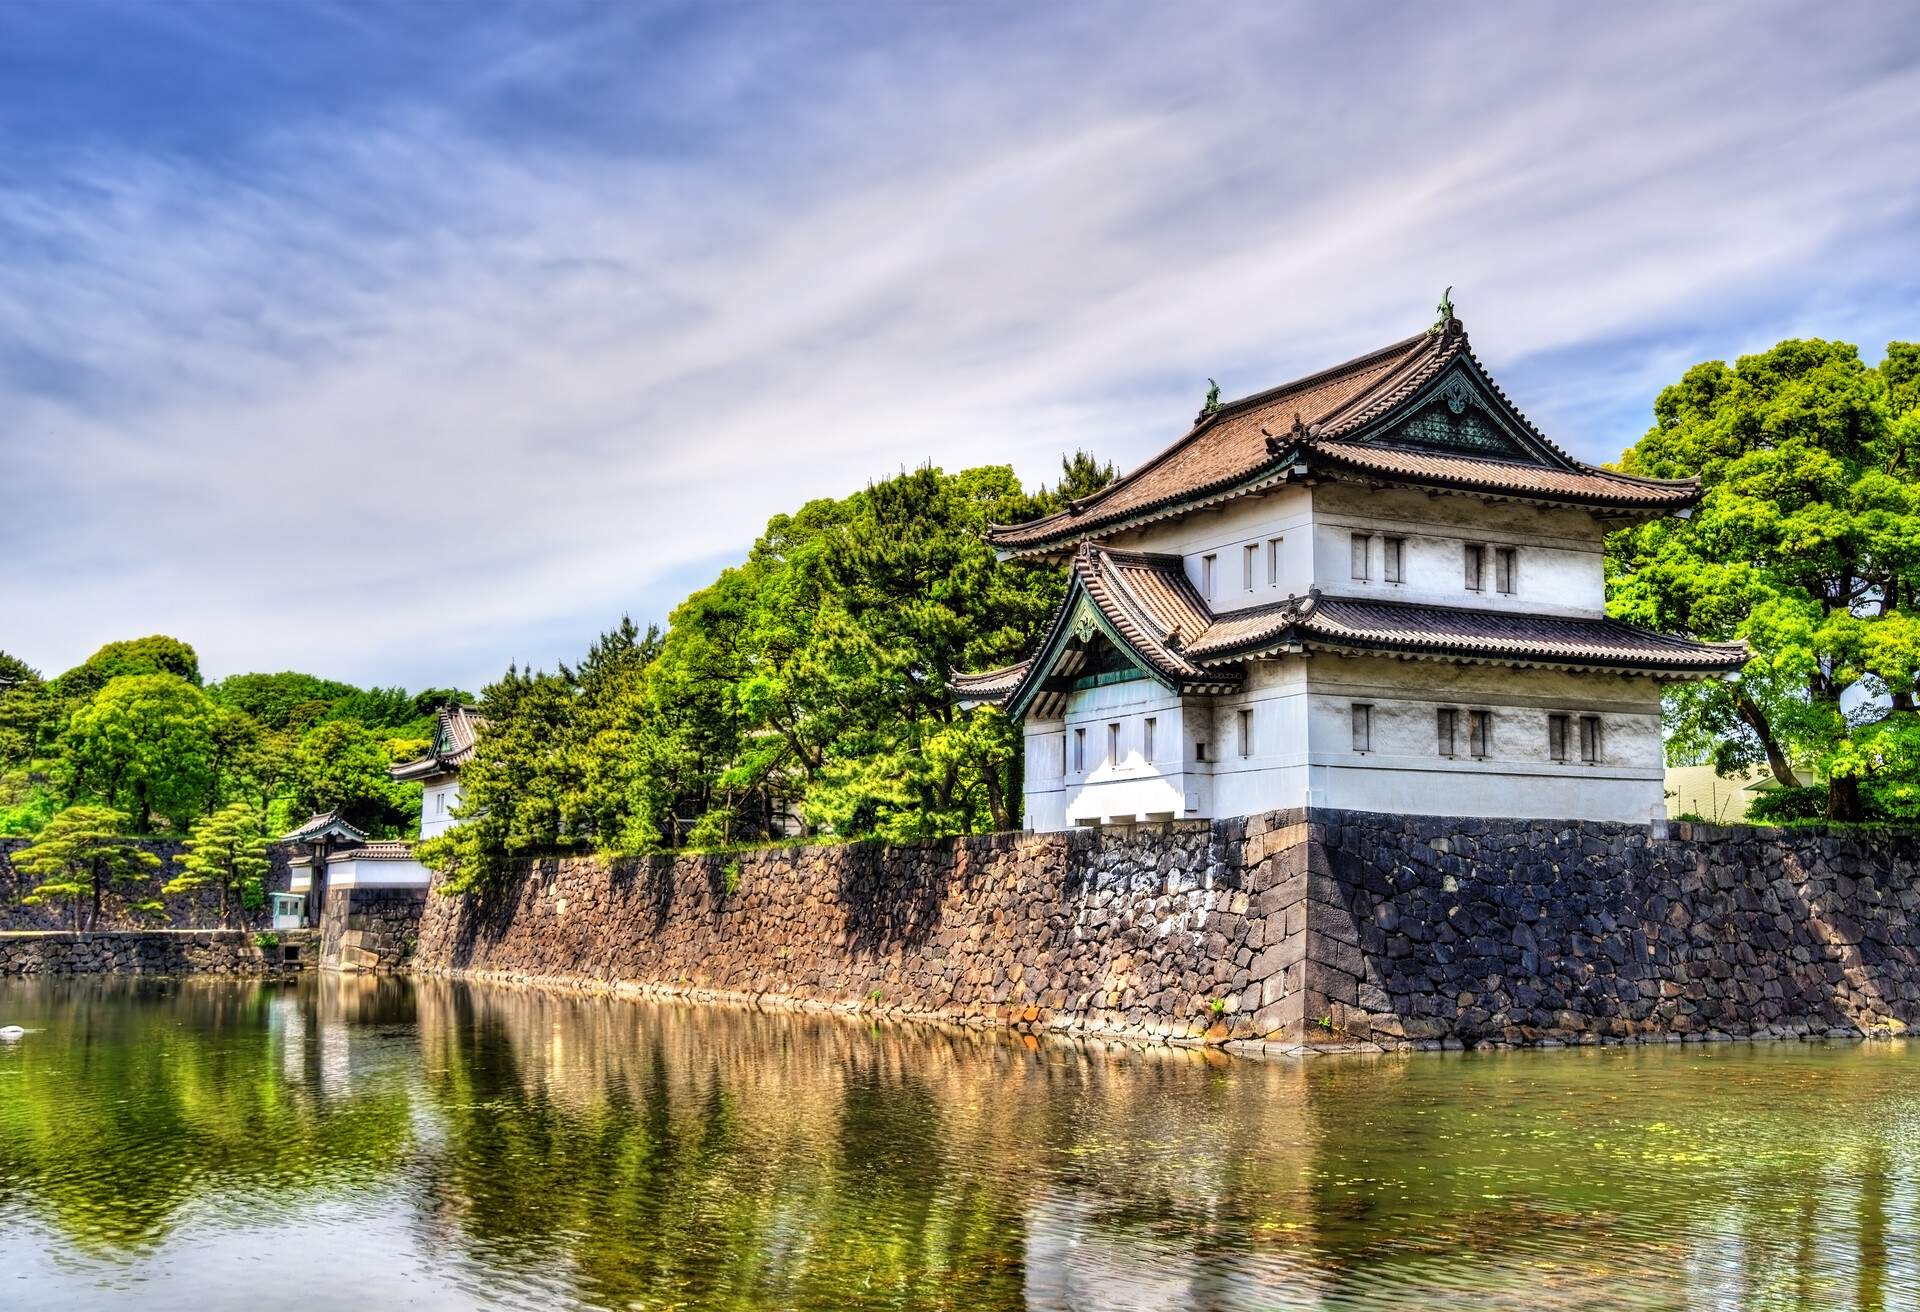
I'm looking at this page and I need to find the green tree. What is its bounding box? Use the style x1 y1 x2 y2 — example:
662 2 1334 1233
421 457 1104 889
1048 449 1117 505
289 720 415 835
12 805 160 929
1608 338 1920 821
206 671 357 730
0 652 46 768
53 635 201 700
0 651 38 696
62 674 219 832
166 801 271 928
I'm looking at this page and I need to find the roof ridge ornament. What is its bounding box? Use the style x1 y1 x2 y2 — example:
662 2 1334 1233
1428 286 1457 337
1197 377 1221 423
1262 411 1312 456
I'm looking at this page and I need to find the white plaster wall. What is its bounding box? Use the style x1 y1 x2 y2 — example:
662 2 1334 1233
322 858 434 889
1311 483 1608 617
1023 717 1068 833
1021 651 1676 829
287 856 433 890
1105 486 1314 613
1205 661 1312 818
1302 654 1668 823
1061 678 1190 825
419 779 463 839
1097 482 1608 618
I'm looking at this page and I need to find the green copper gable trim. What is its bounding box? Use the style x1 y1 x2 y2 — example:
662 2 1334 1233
1345 357 1574 471
1007 587 1178 720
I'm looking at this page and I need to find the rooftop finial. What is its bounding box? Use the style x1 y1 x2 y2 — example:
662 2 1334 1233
1429 285 1456 336
1197 377 1221 422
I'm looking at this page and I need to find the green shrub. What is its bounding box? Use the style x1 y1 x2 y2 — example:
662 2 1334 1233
1744 787 1832 825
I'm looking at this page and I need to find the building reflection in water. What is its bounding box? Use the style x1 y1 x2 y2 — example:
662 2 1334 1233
2 975 1919 1311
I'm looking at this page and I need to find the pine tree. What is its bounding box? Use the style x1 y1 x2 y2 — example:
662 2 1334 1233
13 805 160 929
167 802 272 929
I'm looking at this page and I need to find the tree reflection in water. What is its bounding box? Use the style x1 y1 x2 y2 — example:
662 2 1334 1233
3 976 1919 1311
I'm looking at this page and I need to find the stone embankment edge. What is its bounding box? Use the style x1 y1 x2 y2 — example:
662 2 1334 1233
0 928 314 977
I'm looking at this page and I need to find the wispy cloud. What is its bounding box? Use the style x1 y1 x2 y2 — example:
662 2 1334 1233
2 3 1916 690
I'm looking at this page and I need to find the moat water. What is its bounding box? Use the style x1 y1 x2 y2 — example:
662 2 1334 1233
1 978 1917 1311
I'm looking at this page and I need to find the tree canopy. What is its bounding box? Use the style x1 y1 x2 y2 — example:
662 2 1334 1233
289 720 419 835
421 458 1106 892
0 635 457 840
61 674 219 834
1608 337 1920 821
53 635 202 699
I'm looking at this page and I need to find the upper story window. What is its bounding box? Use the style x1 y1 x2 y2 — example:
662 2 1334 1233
1238 707 1253 758
1267 538 1283 586
1351 704 1373 754
1548 713 1570 763
1383 537 1406 584
1244 543 1258 591
435 791 446 814
1580 715 1603 764
1468 709 1492 759
1351 533 1370 582
1143 716 1156 762
1201 553 1216 599
1464 543 1486 592
1059 733 1069 775
1107 722 1121 766
1495 547 1518 594
1436 707 1457 758
1073 727 1086 773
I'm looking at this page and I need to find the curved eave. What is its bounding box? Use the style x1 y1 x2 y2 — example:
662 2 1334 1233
1302 452 1699 515
389 755 457 783
1004 589 1184 721
992 463 1303 559
1199 633 1747 678
950 662 1029 709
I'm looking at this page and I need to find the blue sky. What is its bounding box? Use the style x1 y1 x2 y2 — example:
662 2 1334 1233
3 2 1917 693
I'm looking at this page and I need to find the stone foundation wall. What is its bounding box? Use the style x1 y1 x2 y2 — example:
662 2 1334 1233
412 809 1920 1051
416 816 1313 1046
317 887 426 973
0 929 314 977
0 839 297 931
1316 810 1920 1048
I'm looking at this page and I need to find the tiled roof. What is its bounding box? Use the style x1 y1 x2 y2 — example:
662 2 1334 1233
1295 440 1697 507
1194 593 1750 673
390 704 486 782
280 810 368 843
1075 546 1217 683
437 704 483 764
954 549 1746 709
989 319 1697 554
333 841 420 863
950 662 1029 701
950 544 1241 715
